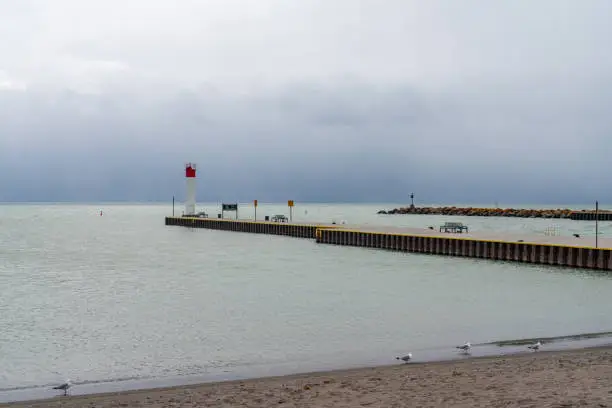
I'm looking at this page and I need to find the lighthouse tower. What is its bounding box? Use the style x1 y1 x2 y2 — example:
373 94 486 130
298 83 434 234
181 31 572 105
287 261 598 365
184 162 196 216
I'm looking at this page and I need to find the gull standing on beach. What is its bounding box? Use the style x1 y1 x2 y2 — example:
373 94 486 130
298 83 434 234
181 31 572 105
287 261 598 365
396 353 413 363
527 341 542 351
52 379 72 396
456 342 471 353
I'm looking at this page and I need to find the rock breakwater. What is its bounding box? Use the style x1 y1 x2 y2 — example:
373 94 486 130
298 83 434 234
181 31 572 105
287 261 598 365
377 206 573 219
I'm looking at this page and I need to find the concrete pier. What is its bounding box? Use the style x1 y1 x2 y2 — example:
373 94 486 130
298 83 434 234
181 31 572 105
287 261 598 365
165 216 612 271
570 211 612 221
165 216 335 239
315 226 612 270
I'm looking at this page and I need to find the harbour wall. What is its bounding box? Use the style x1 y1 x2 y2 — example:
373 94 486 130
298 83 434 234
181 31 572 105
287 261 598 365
315 228 612 270
165 216 330 239
378 207 612 221
570 211 612 221
165 216 612 270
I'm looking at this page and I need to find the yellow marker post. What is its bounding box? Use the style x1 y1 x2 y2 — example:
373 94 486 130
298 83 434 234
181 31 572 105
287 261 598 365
288 200 294 222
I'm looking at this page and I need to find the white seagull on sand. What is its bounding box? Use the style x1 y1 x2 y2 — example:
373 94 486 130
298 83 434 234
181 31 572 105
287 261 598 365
396 353 413 363
527 341 542 351
53 379 72 396
456 342 472 353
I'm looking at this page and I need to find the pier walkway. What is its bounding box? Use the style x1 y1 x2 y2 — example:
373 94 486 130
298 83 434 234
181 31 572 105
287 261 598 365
344 224 612 248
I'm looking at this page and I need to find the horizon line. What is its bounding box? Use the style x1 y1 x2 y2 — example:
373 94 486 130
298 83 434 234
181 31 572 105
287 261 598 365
0 200 606 207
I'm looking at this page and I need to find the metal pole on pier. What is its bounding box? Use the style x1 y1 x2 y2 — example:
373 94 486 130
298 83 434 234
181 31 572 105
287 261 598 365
596 200 599 248
172 195 175 216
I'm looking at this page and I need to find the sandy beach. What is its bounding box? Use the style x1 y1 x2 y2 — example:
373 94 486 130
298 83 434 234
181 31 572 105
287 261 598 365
4 346 612 408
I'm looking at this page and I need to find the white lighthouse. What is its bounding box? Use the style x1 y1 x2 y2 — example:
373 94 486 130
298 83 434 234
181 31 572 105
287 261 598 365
184 162 196 216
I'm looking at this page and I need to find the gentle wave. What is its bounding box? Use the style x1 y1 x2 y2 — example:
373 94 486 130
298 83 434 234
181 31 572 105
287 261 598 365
490 330 612 347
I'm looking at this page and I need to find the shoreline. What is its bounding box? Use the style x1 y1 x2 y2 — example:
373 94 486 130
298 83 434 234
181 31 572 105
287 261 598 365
5 345 612 407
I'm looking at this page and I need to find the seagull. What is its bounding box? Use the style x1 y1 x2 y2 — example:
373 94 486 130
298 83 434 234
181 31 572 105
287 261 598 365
527 341 542 351
396 353 413 363
53 379 72 396
456 342 472 353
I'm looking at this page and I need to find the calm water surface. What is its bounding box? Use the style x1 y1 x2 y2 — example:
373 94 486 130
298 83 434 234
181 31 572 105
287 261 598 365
1 203 611 401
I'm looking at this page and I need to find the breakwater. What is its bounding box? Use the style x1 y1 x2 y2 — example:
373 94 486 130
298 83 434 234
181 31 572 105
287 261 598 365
166 216 612 271
165 216 333 238
315 227 612 270
377 206 611 220
570 211 612 221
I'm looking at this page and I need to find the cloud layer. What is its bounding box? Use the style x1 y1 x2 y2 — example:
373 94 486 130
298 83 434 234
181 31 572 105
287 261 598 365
1 0 611 203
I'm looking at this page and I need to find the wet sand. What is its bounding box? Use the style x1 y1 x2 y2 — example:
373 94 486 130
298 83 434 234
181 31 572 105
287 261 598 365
5 346 612 407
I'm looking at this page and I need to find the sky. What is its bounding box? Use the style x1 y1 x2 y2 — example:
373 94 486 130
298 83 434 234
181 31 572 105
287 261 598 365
1 0 611 204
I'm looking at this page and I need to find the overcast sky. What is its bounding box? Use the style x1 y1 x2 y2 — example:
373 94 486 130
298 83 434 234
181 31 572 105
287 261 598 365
1 0 611 204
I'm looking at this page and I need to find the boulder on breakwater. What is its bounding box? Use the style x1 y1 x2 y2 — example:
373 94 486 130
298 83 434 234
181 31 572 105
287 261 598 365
377 206 574 219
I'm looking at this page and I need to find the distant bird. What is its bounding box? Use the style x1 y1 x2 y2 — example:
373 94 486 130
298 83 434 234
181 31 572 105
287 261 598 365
396 353 413 363
527 341 542 351
456 342 472 353
53 379 72 396
573 233 580 238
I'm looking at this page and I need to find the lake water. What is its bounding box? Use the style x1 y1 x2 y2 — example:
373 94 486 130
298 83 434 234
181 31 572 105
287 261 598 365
1 202 612 402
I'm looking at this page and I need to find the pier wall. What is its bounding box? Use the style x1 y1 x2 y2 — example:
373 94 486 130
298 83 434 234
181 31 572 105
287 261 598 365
315 228 612 270
570 211 612 221
165 216 612 271
165 216 325 239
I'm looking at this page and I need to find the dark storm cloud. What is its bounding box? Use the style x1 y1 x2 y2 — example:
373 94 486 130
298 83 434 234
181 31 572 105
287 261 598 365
0 0 611 203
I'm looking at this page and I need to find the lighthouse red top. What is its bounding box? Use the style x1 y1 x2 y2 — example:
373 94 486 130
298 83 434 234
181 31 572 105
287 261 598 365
185 163 196 178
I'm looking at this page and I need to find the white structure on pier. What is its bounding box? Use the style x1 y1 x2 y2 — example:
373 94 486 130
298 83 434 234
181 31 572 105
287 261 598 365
185 162 196 216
